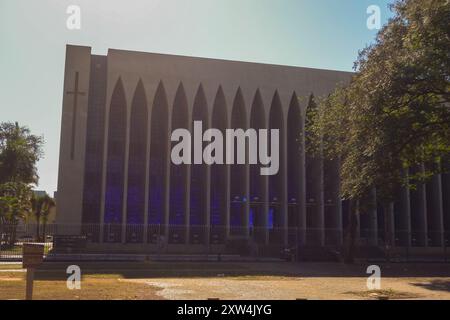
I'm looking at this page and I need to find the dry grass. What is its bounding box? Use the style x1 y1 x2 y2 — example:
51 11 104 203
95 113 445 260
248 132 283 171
345 289 422 300
0 273 163 300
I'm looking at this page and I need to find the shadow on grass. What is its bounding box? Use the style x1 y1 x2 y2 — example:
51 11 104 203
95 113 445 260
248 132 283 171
31 261 450 281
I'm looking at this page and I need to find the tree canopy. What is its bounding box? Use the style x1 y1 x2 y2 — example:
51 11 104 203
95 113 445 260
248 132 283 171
0 122 44 185
308 0 450 205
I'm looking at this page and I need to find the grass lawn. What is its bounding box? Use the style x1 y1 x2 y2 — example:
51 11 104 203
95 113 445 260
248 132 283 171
0 271 162 300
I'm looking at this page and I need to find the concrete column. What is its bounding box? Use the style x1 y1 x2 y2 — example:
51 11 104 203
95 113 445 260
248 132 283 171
414 164 428 247
384 202 396 247
443 172 450 243
427 173 444 246
142 94 152 244
244 161 250 239
121 98 131 244
185 163 191 245
281 124 289 246
355 200 361 242
335 159 343 246
317 156 325 246
298 109 307 245
98 79 111 243
367 188 378 246
262 176 270 245
324 159 342 246
225 166 231 241
397 168 412 247
205 161 211 246
305 155 324 246
163 121 171 241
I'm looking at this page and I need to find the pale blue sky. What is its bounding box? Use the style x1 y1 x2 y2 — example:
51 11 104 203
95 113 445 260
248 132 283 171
0 0 393 194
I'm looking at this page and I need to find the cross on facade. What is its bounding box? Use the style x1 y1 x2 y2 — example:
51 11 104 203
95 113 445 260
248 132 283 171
66 72 86 160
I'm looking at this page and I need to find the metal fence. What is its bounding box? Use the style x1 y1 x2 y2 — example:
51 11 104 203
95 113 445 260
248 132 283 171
1 222 449 262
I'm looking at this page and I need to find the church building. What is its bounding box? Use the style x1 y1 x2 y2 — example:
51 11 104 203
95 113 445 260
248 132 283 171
57 45 449 252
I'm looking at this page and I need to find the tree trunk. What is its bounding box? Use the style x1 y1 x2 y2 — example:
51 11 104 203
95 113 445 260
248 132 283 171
35 219 40 242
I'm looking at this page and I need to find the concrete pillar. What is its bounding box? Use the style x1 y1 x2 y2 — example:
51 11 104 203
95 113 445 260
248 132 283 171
244 160 250 239
205 162 211 246
443 172 450 244
367 188 378 246
427 173 444 246
305 155 324 246
281 123 289 246
142 94 152 244
163 121 171 242
225 167 231 241
185 163 191 245
324 159 343 246
317 157 325 246
263 177 270 245
121 98 131 244
355 200 361 242
298 108 307 246
384 202 395 247
333 159 343 246
413 164 428 246
398 172 412 247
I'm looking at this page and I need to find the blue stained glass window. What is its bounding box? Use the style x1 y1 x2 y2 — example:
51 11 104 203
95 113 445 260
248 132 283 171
249 208 254 227
268 208 274 230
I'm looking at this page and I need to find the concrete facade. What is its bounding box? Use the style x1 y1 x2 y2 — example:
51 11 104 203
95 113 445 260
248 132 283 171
57 45 449 250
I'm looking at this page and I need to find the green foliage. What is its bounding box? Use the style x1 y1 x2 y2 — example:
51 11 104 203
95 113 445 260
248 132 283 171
0 122 44 243
31 192 56 241
308 0 450 205
0 182 33 245
0 182 32 223
0 122 44 185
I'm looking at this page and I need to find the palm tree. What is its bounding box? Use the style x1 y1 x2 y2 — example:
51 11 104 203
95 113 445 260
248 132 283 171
31 194 44 241
40 195 55 242
31 193 55 241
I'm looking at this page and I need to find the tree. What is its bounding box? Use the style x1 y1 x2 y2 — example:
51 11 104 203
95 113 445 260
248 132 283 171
0 122 44 185
0 122 44 244
307 0 450 262
0 182 32 246
40 194 56 242
31 193 56 241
